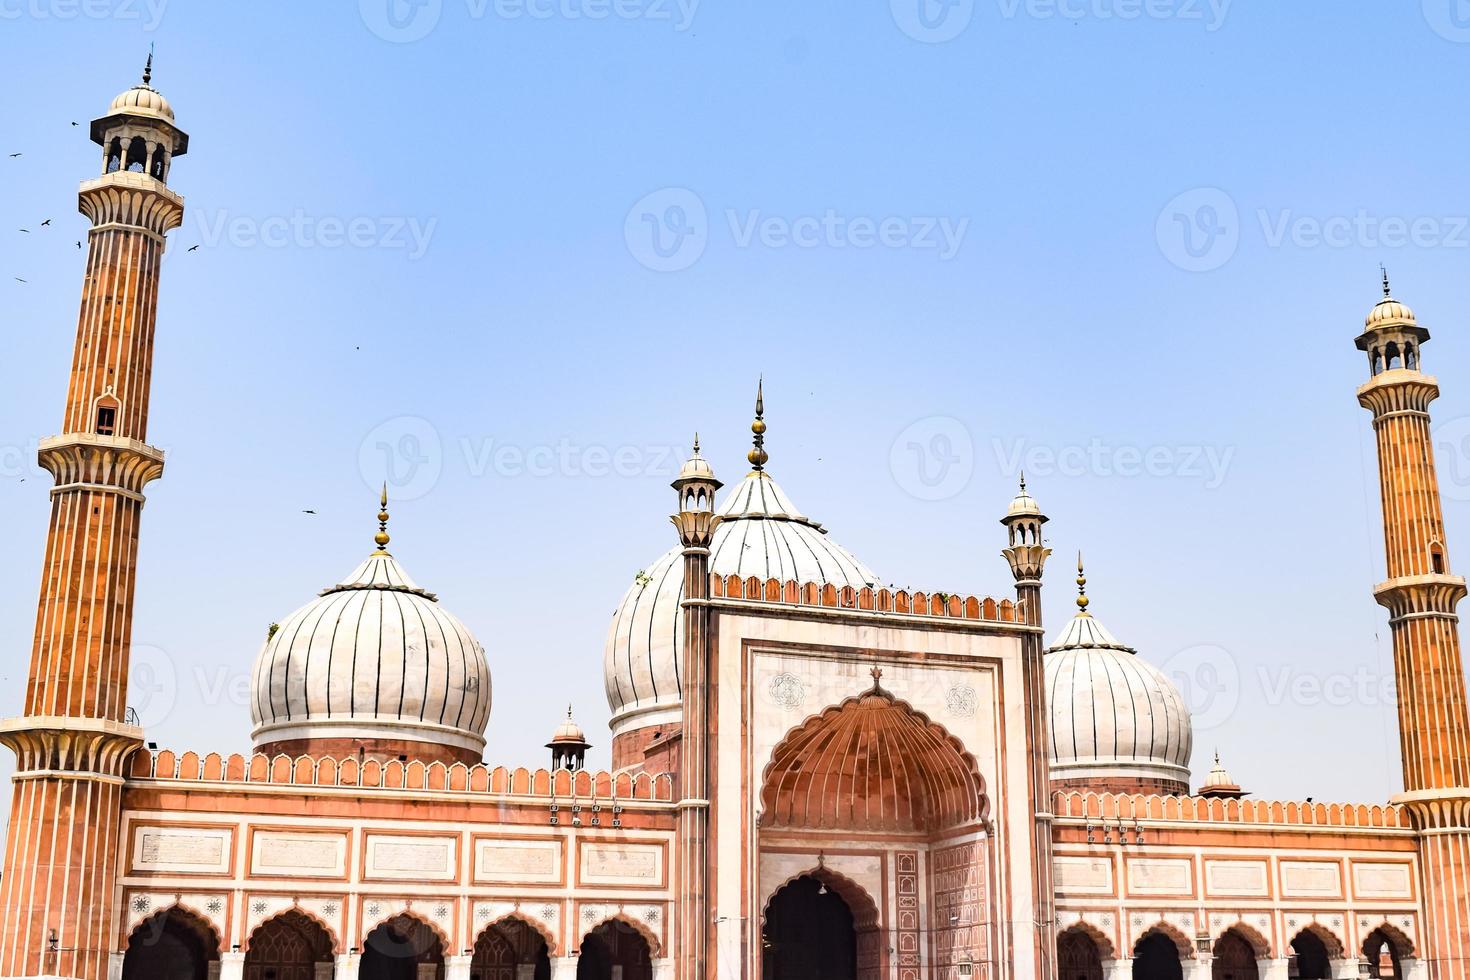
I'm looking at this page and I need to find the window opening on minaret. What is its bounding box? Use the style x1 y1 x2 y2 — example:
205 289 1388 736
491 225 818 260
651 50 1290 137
149 147 167 180
125 136 146 173
1372 348 1384 375
1386 342 1402 370
1406 344 1418 369
106 137 122 173
95 404 116 435
1432 544 1446 575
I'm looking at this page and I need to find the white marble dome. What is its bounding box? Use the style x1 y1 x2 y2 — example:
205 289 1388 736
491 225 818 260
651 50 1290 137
604 468 878 738
1044 594 1193 790
109 83 175 122
250 549 492 759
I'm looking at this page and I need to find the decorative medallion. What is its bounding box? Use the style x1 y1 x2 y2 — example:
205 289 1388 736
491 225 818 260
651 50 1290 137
206 899 223 915
945 684 978 718
768 673 805 710
541 905 557 921
252 901 268 916
367 903 382 917
132 896 151 915
322 903 338 917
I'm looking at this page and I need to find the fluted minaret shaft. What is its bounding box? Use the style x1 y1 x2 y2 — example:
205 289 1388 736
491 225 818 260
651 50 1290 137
1357 283 1470 978
0 70 185 980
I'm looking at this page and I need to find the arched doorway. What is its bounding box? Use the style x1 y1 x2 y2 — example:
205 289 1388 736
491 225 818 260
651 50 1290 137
1211 930 1259 980
361 915 445 980
576 920 652 980
472 917 551 980
122 907 220 980
1362 928 1407 979
1058 926 1104 980
245 910 335 980
1132 931 1184 980
1288 929 1332 979
763 876 857 980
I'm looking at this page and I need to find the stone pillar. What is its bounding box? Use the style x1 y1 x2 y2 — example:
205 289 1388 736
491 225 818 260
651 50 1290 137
1183 957 1213 980
1257 957 1290 980
335 952 361 979
444 953 473 980
217 951 245 980
549 956 579 980
1403 959 1430 980
1328 957 1362 979
108 951 126 980
1100 958 1126 980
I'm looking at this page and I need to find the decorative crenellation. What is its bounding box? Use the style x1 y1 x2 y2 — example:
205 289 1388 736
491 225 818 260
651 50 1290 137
128 750 675 801
1053 790 1408 828
78 173 185 237
0 719 142 777
38 434 165 495
710 574 1026 624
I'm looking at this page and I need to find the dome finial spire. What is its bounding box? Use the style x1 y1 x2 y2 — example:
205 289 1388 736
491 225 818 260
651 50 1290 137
142 44 153 87
748 376 769 472
1381 264 1392 298
373 482 391 555
1075 551 1090 613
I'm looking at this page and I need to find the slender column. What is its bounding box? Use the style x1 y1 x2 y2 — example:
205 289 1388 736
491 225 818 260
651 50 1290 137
217 951 246 980
0 72 185 980
1356 286 1470 978
670 439 721 980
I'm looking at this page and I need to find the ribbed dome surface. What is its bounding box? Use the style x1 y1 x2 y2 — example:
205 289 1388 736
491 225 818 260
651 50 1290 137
604 470 877 736
251 551 492 758
109 84 175 121
1366 296 1416 327
1044 610 1193 788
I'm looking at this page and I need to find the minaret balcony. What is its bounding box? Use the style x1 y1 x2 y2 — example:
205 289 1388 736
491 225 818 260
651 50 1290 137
78 171 185 236
37 433 165 497
1373 573 1468 621
1357 370 1440 418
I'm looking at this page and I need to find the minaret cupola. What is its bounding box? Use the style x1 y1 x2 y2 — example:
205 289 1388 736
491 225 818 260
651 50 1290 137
93 53 188 183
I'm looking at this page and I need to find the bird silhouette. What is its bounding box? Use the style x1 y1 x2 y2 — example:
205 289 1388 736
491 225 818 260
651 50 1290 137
14 278 26 283
7 153 20 158
18 228 28 234
70 122 78 127
187 244 199 252
302 509 317 515
40 219 50 227
75 241 81 249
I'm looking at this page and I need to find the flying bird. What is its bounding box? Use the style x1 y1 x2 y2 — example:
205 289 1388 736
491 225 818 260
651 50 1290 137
302 509 317 515
40 219 50 227
18 228 28 233
7 153 20 158
70 122 78 127
75 241 81 249
187 244 199 252
14 278 26 283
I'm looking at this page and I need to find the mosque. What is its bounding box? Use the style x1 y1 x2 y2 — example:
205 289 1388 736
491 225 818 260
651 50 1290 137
0 67 1467 980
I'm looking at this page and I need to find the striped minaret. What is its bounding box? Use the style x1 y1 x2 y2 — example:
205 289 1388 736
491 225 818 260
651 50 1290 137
0 60 186 980
671 432 721 980
1357 272 1470 978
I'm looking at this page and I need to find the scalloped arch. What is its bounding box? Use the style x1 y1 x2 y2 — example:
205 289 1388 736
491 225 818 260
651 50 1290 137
1288 921 1346 961
760 686 987 832
580 911 663 957
1364 920 1416 959
361 909 451 957
478 911 561 957
1134 920 1195 959
1058 919 1117 961
762 867 881 931
245 905 342 955
1216 920 1273 959
127 903 222 959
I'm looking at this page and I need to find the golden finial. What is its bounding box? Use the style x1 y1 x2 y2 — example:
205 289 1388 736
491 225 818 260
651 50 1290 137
1019 470 1027 493
747 377 769 471
1075 551 1090 613
692 432 701 455
142 45 153 87
373 482 391 554
1381 264 1392 298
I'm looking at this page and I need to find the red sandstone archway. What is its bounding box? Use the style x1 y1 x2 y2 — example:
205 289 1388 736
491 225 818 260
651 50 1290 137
121 906 220 980
576 919 652 980
762 874 884 980
1058 924 1107 980
472 916 551 980
760 684 988 833
361 914 445 980
1211 928 1261 980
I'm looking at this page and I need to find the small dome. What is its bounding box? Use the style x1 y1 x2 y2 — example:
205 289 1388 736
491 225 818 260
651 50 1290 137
676 439 716 483
250 546 492 762
1366 296 1416 328
548 706 590 747
1006 479 1043 519
1044 571 1193 791
1202 752 1234 789
109 84 175 122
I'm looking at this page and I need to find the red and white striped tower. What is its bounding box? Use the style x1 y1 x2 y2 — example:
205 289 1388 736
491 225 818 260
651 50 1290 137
1357 273 1470 978
671 432 722 980
0 60 186 980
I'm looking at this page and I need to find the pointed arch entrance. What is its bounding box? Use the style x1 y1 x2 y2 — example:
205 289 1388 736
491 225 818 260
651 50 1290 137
472 916 551 980
245 910 336 980
121 906 221 980
361 915 445 980
1057 925 1105 980
1211 929 1260 980
576 920 652 980
1362 926 1411 979
1131 929 1185 980
762 871 885 980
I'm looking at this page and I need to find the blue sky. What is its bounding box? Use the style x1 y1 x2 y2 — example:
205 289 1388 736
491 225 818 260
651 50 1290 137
2 1 1470 816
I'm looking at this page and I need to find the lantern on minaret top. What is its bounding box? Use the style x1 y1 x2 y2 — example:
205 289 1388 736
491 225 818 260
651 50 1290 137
93 52 189 183
671 434 722 549
1001 474 1051 586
